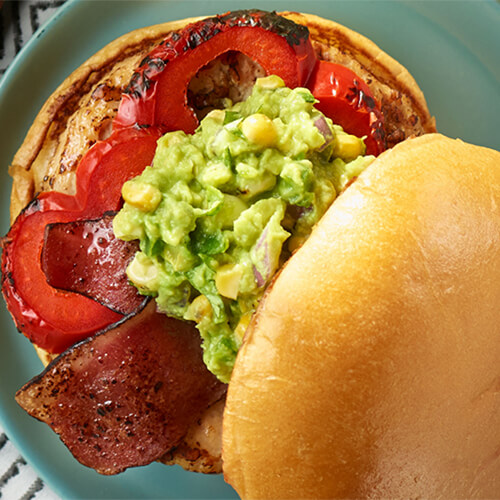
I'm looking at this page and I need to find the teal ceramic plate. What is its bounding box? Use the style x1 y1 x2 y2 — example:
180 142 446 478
0 1 498 498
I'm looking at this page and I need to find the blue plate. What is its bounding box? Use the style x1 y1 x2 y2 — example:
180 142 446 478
0 1 498 498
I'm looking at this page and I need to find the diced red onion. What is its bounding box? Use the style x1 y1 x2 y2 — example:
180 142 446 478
252 227 271 288
253 265 266 288
314 115 334 151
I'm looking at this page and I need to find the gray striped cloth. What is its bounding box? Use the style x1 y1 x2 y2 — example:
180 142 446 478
1 3 65 499
0 427 57 499
1 0 66 77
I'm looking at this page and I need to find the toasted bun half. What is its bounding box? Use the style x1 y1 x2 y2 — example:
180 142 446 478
8 16 204 222
222 134 500 498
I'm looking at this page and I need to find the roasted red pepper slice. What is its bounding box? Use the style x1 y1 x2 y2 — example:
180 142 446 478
113 10 317 133
308 60 386 156
1 127 160 353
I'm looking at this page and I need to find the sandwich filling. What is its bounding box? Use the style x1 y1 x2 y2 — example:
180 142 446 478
113 75 373 382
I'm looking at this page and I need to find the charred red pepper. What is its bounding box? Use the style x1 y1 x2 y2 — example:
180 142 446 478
113 10 317 133
308 61 386 156
114 10 385 152
3 10 388 356
1 127 160 353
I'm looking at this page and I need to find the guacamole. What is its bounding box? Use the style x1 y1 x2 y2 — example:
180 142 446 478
113 75 373 382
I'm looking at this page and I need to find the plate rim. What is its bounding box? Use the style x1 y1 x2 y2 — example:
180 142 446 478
0 1 499 498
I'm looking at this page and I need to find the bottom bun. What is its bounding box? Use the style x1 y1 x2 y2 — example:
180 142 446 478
222 134 500 499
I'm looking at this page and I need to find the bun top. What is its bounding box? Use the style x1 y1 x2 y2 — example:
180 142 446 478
222 134 500 499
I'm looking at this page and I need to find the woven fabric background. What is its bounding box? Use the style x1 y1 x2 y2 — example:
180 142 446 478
1 3 65 499
1 0 66 76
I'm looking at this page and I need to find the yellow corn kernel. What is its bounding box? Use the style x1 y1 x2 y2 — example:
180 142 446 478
122 181 162 212
205 109 226 122
215 263 243 300
288 234 307 254
241 114 277 148
185 295 213 323
126 254 158 291
256 75 285 89
234 312 252 344
334 132 365 162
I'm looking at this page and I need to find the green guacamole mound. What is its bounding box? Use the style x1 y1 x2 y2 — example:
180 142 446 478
113 75 374 383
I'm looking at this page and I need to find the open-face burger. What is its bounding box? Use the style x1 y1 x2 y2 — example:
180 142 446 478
2 9 499 498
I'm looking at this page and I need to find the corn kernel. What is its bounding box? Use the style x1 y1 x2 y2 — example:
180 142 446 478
126 254 158 291
256 75 285 89
215 263 243 300
234 312 252 344
241 114 278 148
334 132 365 162
288 234 307 253
205 109 226 122
185 295 213 323
122 181 162 212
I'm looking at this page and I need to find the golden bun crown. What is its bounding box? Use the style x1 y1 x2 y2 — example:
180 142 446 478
222 134 500 499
